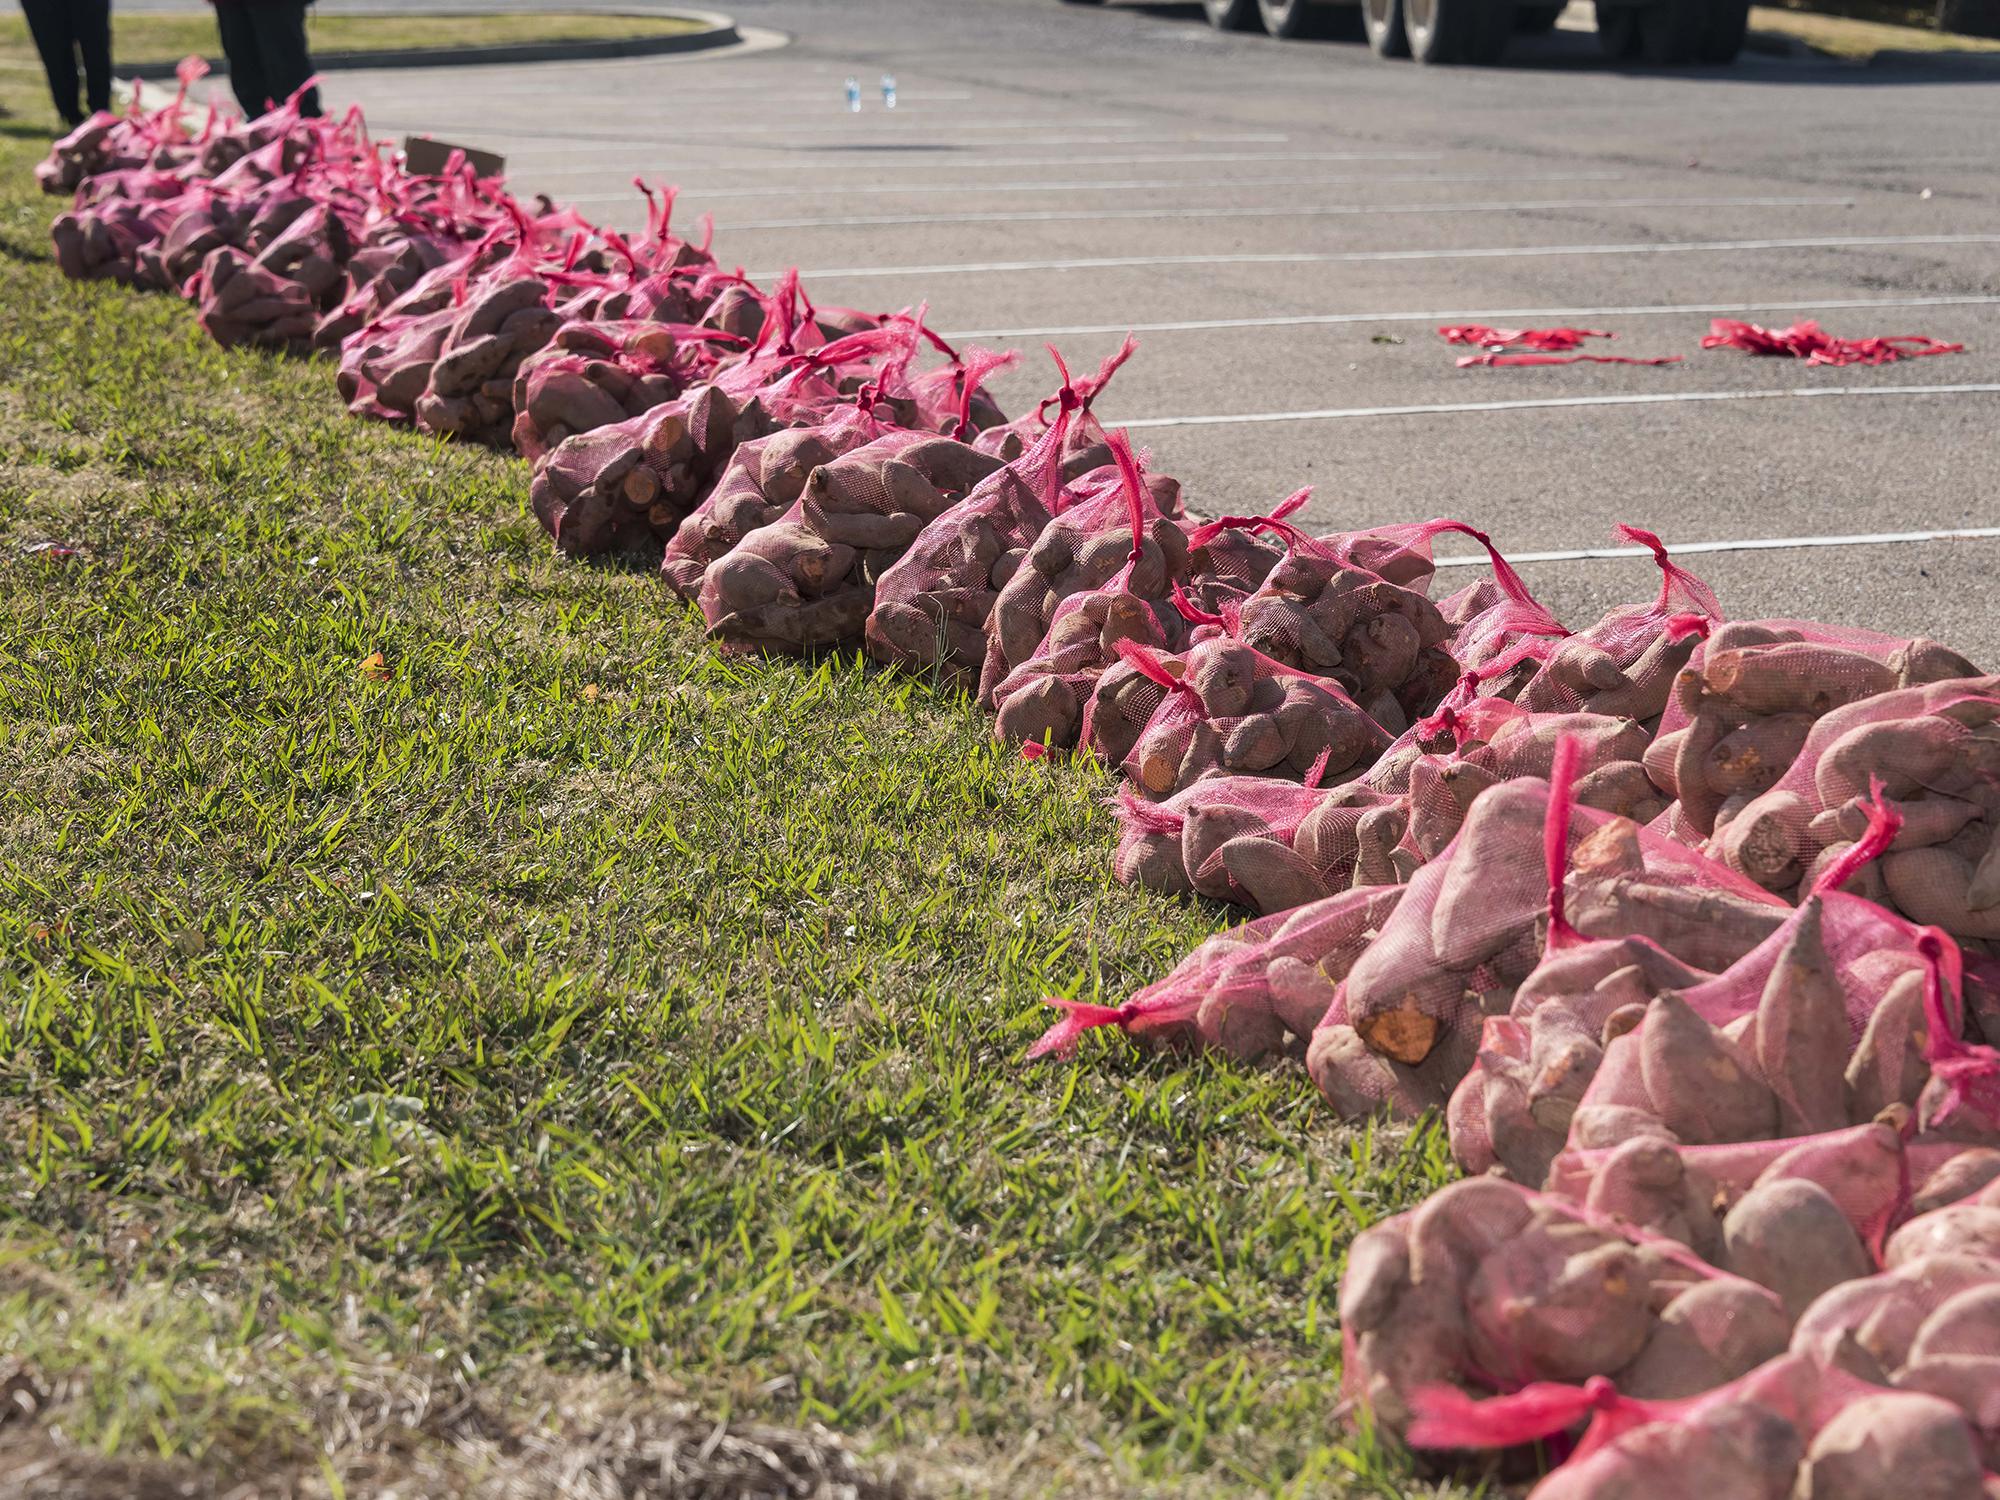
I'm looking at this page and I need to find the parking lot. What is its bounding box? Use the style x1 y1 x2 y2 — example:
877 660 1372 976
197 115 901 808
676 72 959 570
216 0 2000 656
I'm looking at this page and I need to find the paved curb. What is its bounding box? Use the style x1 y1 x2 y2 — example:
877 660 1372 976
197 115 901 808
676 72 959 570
121 9 739 82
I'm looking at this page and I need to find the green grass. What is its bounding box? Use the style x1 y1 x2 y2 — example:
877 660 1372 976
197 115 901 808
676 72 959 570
1750 2 2000 53
0 11 705 81
0 83 1463 1498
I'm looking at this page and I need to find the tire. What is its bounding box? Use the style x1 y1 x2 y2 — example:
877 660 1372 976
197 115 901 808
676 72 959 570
1407 0 1516 62
1204 0 1266 28
1596 3 1642 56
1364 0 1411 54
1698 0 1750 60
1263 0 1369 36
1514 2 1565 29
1640 0 1704 60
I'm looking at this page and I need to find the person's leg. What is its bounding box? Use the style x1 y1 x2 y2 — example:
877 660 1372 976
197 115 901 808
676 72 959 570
77 0 113 117
254 3 320 118
213 5 271 117
19 0 84 127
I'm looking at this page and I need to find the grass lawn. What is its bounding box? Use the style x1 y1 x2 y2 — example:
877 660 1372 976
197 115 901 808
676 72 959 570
1749 3 2000 53
0 11 707 82
0 83 1463 1499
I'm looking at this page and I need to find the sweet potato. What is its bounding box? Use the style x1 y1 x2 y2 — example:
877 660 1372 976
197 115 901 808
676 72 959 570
1816 716 1969 808
1721 1178 1871 1318
1711 788 1811 892
1614 1278 1790 1399
1641 993 1779 1146
1463 1222 1655 1383
1910 1149 2000 1217
1748 900 1850 1136
1563 875 1788 974
1796 1391 1982 1500
1886 1204 2000 1268
1845 970 1931 1125
1582 1134 1722 1258
1703 713 1814 797
1701 643 1899 717
1428 781 1549 971
1215 836 1329 915
1884 846 2000 940
1894 1355 2000 1468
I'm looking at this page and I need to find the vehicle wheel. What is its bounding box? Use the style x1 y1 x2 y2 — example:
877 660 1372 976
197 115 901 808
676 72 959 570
1596 3 1642 56
1204 0 1266 28
1364 0 1411 54
1698 0 1750 60
1259 0 1351 33
1514 2 1566 30
1640 0 1704 61
1407 0 1516 62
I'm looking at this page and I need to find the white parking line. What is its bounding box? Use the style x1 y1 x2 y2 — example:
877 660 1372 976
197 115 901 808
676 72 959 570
721 194 1857 232
1117 384 2000 430
945 292 2000 340
503 147 1405 172
775 233 2000 281
1431 526 2000 568
394 127 1291 150
561 168 1631 204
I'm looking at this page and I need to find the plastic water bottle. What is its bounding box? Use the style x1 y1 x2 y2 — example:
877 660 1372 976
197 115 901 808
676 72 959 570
881 74 897 110
844 76 861 112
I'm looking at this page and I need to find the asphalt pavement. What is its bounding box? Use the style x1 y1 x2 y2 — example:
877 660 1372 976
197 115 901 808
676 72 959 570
167 0 2000 659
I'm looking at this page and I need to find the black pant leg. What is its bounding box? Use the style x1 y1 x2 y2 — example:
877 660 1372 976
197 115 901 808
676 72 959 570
20 0 83 127
214 5 271 117
76 0 113 117
255 3 320 118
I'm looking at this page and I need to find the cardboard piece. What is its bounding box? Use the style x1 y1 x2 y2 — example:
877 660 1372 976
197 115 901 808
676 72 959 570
402 136 506 179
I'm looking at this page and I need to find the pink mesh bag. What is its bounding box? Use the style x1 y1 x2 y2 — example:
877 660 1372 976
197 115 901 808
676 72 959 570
1334 744 1793 1108
986 437 1196 759
1339 1175 1792 1440
1109 772 1404 913
49 191 183 284
1199 516 1531 732
531 318 917 557
1784 1237 2000 1474
1028 883 1404 1067
695 428 1006 656
1114 633 1393 802
1649 620 1985 846
1394 696 1660 864
1174 491 1309 616
1688 677 2000 933
510 318 747 461
1455 746 2000 1182
1407 1345 1990 1500
661 404 892 599
1511 527 1723 722
974 425 1185 710
36 57 212 195
188 243 318 351
864 342 1134 690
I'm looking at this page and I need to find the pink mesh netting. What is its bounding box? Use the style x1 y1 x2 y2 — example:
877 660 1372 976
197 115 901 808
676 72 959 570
864 341 1135 689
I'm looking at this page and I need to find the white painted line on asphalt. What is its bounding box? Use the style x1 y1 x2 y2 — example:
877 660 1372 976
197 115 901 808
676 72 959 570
774 233 2000 281
1116 383 2000 430
506 147 1410 171
945 292 2000 340
1431 527 2000 568
559 168 1630 204
721 193 1858 231
418 128 1292 151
